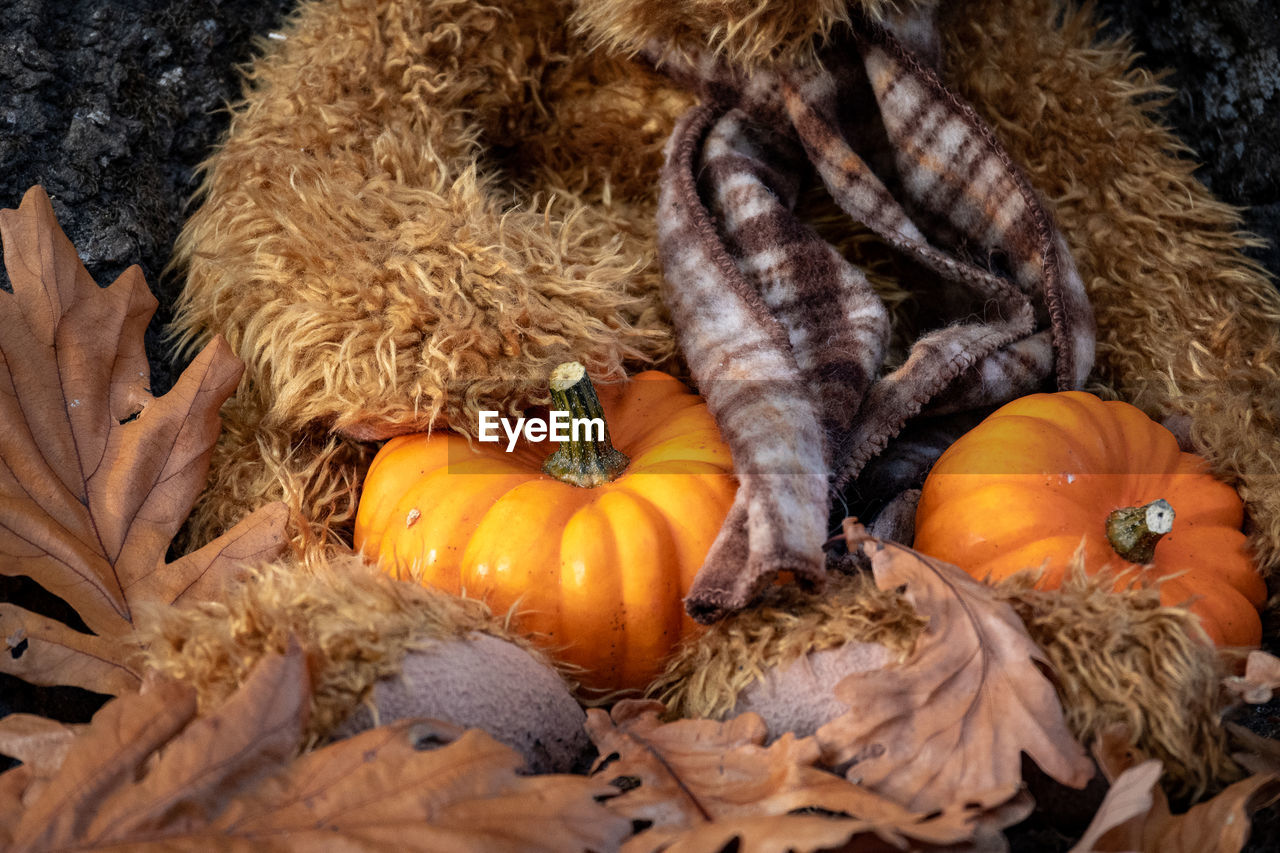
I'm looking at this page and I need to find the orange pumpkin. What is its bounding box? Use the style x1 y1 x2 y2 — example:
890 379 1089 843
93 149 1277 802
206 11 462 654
353 364 737 692
913 391 1265 647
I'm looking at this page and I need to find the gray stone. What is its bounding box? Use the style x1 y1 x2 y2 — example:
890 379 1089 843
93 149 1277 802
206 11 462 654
0 0 293 395
1096 0 1280 272
332 633 593 775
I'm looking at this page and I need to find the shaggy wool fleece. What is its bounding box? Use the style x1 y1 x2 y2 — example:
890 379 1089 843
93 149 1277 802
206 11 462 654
572 0 909 69
942 0 1280 573
170 0 694 547
137 552 559 746
173 0 1280 586
174 0 687 441
655 566 1233 799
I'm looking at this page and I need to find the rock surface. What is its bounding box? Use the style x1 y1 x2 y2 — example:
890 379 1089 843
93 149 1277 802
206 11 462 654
0 0 293 394
1096 0 1280 273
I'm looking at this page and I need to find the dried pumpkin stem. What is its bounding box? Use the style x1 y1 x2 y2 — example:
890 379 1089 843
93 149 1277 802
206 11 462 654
542 362 630 487
1105 498 1175 564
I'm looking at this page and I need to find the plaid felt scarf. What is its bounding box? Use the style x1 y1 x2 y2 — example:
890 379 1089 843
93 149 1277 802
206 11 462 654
654 8 1095 623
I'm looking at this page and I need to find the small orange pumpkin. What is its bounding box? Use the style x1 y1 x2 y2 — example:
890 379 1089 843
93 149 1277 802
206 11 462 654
353 363 737 692
913 391 1266 647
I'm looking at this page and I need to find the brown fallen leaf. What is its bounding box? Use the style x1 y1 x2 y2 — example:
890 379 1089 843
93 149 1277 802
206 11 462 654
0 715 81 777
7 648 300 850
0 714 84 817
1227 722 1280 777
211 723 628 852
1068 728 1280 852
1224 651 1280 705
1067 759 1162 853
814 522 1095 813
587 699 1031 853
0 645 628 852
1083 772 1280 853
1134 775 1280 853
0 185 288 697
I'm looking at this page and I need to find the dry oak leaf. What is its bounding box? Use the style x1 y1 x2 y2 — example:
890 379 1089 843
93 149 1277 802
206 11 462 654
1070 732 1280 853
0 645 305 849
587 699 1031 853
1224 651 1280 705
0 714 81 779
815 522 1095 813
0 645 629 852
1067 759 1163 853
0 185 288 697
1227 721 1280 778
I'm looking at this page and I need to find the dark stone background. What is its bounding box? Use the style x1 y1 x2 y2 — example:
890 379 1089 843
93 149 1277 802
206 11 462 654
0 0 295 394
1 0 1277 847
1096 0 1280 274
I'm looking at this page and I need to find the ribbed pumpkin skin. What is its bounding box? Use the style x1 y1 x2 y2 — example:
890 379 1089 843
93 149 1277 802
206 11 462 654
913 392 1265 647
353 371 737 692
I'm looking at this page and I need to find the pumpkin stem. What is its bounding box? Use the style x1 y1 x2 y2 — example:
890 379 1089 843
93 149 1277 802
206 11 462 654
541 362 630 487
1105 498 1175 564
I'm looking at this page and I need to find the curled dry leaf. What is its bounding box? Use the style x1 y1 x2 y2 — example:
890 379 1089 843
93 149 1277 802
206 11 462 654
1227 722 1280 778
213 723 628 853
1068 759 1162 853
586 699 1030 853
815 522 1095 813
0 185 288 697
1075 769 1280 853
1069 728 1280 853
4 647 302 851
0 715 81 778
1224 651 1280 705
0 645 627 852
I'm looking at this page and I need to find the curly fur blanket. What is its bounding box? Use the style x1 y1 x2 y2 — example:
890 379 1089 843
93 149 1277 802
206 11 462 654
655 8 1093 621
170 0 1280 589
